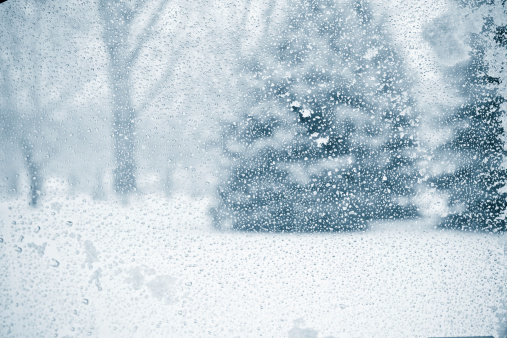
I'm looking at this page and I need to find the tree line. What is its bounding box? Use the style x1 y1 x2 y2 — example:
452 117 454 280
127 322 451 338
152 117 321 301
1 0 506 232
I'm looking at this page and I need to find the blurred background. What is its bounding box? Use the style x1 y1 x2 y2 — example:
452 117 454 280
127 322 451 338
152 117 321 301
0 0 505 232
0 0 505 229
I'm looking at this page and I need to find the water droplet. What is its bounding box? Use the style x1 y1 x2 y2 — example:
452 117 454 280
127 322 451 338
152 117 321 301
66 221 73 227
185 281 192 286
50 259 60 267
15 247 22 253
82 298 89 305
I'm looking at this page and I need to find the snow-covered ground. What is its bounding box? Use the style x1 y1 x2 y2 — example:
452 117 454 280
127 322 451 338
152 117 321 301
1 181 505 337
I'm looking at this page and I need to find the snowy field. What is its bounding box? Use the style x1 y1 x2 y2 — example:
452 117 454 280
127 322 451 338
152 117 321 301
1 181 505 337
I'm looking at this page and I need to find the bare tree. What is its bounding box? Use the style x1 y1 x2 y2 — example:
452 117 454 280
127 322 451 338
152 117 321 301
98 0 179 195
0 0 90 205
0 2 48 206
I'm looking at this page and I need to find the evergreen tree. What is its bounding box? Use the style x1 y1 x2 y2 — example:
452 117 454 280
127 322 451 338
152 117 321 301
430 19 507 232
213 0 419 231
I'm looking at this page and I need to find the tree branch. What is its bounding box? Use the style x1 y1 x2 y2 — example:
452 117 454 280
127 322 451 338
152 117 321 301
136 50 181 113
41 82 85 113
128 0 171 65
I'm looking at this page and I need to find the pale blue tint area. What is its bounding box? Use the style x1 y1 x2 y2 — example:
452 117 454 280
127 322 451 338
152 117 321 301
0 0 506 336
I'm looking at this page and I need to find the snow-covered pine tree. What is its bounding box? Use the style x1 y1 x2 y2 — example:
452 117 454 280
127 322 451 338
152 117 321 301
429 16 507 232
213 0 419 231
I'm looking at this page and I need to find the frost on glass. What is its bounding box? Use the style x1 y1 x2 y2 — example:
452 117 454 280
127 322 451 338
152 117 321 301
421 9 507 232
1 0 507 337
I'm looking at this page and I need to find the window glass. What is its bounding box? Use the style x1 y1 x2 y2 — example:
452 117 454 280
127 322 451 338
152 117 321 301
0 0 506 336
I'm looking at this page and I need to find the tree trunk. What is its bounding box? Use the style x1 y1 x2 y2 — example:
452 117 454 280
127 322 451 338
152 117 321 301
102 4 138 195
110 66 137 195
21 139 42 207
